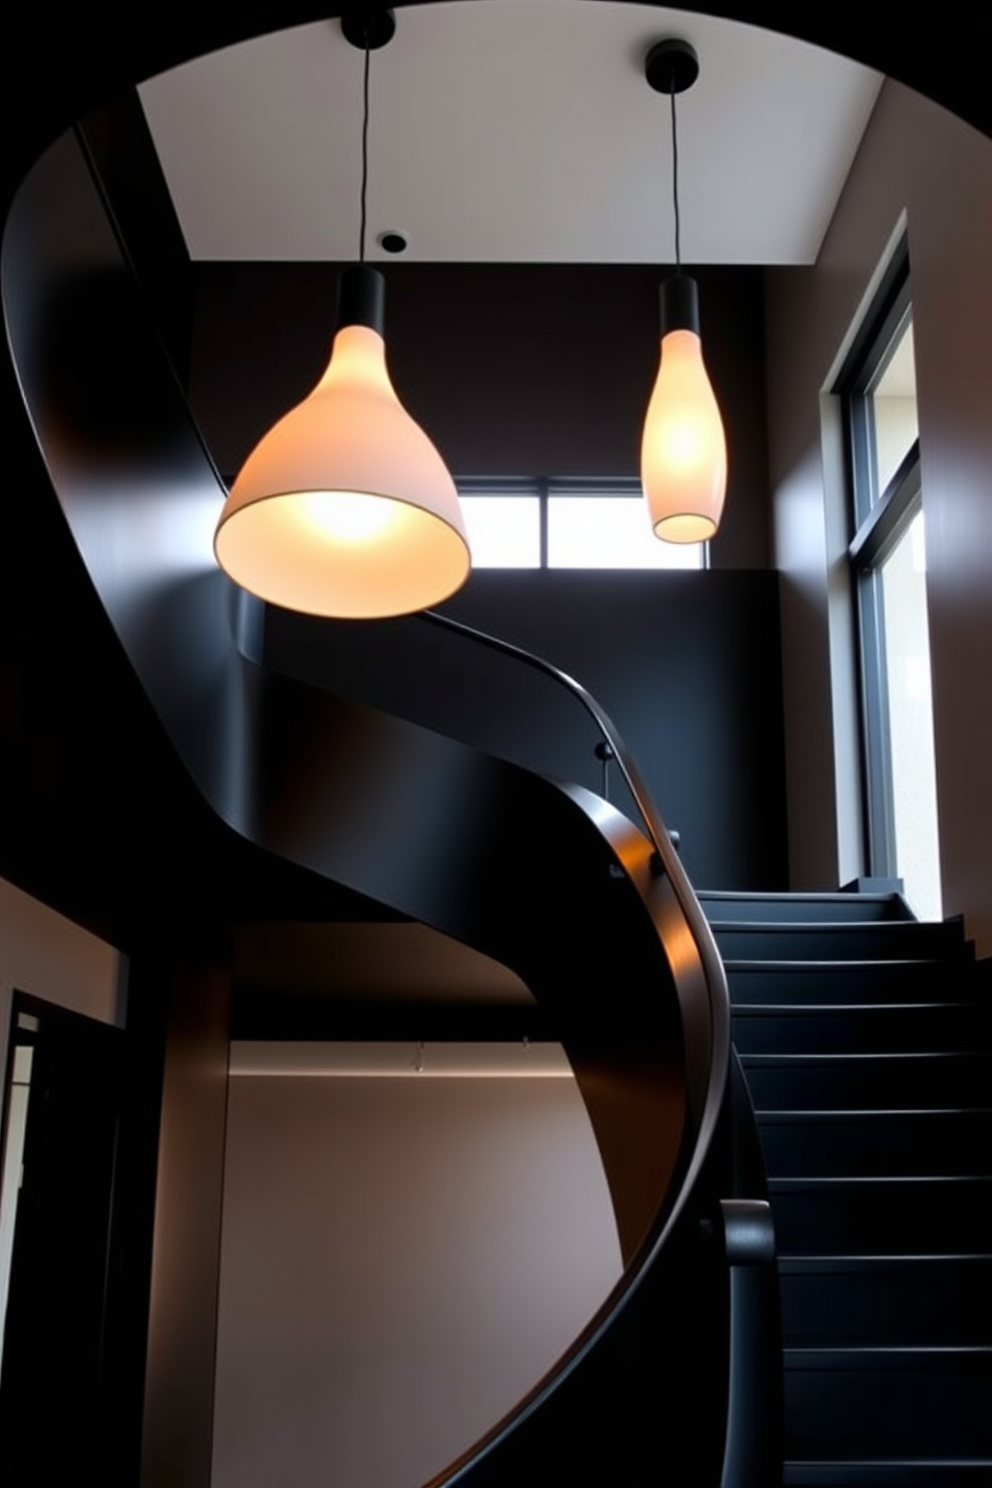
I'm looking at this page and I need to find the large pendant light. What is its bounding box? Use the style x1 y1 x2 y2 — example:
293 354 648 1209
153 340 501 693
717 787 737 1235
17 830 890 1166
214 7 471 618
641 39 727 544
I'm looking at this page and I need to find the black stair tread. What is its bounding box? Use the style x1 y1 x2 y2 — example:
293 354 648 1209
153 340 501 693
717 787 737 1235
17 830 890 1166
785 1346 992 1360
761 1107 992 1115
783 1348 991 1457
784 1461 992 1486
741 1051 991 1108
699 890 907 923
734 1000 977 1012
732 1001 987 1053
779 1254 992 1268
769 1177 992 1254
713 921 973 962
744 1051 988 1063
771 1175 992 1189
725 959 976 1004
779 1255 992 1346
757 1109 992 1177
714 917 948 930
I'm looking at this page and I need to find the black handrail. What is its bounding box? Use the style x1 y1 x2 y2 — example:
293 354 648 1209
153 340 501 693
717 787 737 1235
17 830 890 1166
421 605 731 1097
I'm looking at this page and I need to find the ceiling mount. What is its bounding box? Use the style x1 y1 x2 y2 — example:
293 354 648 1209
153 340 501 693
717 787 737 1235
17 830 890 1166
341 5 396 51
644 38 699 96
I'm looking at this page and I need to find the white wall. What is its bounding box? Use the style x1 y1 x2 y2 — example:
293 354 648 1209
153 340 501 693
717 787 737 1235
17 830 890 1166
766 79 992 952
212 1059 622 1488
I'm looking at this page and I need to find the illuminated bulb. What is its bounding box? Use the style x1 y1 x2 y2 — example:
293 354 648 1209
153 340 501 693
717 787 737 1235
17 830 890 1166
301 491 400 544
641 274 727 543
214 267 470 618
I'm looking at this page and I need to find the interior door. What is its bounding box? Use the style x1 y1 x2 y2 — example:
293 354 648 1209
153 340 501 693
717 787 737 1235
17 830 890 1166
0 995 124 1488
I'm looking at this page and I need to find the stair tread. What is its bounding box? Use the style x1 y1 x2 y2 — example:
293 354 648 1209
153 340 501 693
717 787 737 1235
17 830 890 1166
743 1050 986 1061
771 1175 990 1186
758 1107 992 1117
734 1001 977 1013
716 919 938 929
779 1254 992 1268
785 1346 992 1357
784 1460 992 1485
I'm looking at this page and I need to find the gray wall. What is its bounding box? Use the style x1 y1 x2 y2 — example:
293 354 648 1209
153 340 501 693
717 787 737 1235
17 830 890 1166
212 1067 621 1488
766 79 992 951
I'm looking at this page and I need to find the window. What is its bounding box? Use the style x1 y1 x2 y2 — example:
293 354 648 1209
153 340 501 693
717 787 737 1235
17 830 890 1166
458 490 541 569
458 479 706 571
840 246 941 918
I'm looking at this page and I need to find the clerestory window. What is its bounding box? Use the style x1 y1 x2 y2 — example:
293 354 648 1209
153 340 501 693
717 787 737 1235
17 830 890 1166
458 478 707 571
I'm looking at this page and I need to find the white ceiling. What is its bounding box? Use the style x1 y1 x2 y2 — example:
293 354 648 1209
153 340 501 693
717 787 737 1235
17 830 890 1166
138 0 882 266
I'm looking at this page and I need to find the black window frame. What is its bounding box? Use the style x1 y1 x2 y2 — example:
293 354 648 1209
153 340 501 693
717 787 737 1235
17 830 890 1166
837 241 923 876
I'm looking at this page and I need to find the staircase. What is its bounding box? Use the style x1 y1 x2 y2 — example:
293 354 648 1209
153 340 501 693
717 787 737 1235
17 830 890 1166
701 889 992 1488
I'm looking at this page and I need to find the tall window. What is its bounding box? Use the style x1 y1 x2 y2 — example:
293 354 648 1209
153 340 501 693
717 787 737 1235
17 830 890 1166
840 246 941 918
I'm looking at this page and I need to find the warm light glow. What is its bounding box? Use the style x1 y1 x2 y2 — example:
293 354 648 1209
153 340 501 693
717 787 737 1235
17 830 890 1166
215 323 470 617
301 490 400 543
641 328 727 543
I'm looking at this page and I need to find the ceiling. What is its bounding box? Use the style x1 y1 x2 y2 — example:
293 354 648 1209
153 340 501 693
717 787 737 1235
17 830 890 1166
137 0 882 267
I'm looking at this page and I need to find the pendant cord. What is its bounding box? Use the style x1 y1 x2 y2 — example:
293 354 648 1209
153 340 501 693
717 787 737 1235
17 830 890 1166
359 34 370 263
670 86 681 270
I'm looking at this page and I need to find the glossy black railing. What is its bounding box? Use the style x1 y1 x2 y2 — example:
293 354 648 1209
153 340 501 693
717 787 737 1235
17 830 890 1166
418 604 731 1131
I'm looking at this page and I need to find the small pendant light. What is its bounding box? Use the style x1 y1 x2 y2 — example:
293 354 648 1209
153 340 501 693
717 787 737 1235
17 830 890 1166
214 6 471 618
641 39 727 544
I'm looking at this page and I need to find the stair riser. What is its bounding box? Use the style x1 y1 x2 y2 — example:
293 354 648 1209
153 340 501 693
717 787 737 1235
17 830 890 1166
780 1261 992 1348
771 1182 992 1253
701 894 904 924
716 924 970 961
727 964 972 1005
733 1005 987 1054
784 1356 992 1457
757 1112 992 1177
742 1056 991 1109
783 1466 992 1487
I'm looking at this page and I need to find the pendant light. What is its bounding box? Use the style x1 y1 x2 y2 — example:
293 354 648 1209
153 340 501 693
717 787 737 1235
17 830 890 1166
214 6 471 619
641 39 727 544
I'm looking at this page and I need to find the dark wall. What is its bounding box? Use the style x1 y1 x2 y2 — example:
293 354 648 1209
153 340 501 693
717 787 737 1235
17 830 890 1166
266 569 790 891
189 260 772 569
139 942 231 1488
192 260 784 889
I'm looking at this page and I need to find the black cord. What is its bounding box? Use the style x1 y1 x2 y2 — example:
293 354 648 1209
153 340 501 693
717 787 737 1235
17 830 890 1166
670 86 681 269
359 34 370 262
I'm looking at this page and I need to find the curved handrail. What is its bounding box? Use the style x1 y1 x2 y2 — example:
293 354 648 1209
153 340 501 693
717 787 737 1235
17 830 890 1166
420 605 731 1110
389 606 736 1487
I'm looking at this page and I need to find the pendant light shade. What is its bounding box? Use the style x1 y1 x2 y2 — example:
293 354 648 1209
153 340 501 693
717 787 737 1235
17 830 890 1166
215 10 470 619
215 266 470 618
641 274 726 543
641 39 727 545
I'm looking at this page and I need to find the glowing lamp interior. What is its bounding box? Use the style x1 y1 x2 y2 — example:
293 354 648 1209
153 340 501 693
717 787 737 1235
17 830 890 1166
641 328 727 544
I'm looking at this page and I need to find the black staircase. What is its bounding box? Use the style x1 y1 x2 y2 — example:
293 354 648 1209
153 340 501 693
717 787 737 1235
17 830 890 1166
701 890 992 1488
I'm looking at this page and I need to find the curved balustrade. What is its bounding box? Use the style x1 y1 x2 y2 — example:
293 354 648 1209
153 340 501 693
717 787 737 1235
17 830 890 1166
1 118 774 1488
